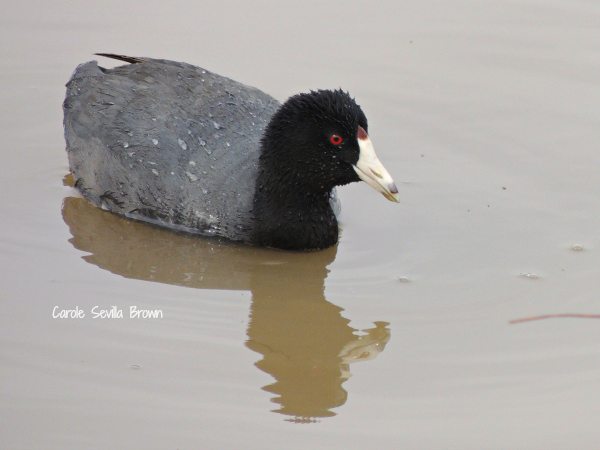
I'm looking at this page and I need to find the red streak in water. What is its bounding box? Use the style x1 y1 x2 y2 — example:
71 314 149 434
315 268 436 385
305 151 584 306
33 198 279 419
510 313 600 324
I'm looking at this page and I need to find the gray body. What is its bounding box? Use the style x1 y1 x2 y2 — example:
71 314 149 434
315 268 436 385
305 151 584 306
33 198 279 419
64 58 280 241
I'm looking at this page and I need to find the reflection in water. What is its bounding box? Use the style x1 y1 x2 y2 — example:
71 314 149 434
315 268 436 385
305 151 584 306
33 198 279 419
248 256 390 420
62 196 390 420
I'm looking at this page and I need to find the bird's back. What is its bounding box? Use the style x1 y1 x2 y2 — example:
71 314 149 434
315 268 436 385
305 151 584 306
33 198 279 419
63 58 280 241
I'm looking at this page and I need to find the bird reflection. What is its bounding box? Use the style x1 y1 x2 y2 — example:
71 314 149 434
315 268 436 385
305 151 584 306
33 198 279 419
62 195 390 420
247 252 390 420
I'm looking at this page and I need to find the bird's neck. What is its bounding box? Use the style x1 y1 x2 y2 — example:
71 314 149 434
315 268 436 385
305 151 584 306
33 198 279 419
252 151 338 250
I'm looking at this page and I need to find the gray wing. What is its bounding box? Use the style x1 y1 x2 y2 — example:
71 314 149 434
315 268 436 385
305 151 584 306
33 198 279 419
63 58 280 241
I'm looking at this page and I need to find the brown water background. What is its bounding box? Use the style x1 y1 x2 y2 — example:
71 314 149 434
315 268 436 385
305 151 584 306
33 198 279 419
1 1 600 449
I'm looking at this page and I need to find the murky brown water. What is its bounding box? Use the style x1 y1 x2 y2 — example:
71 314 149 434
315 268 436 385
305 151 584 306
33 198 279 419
2 1 600 449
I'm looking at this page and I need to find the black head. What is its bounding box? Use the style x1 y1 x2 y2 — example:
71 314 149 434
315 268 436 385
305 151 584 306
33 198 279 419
254 89 398 250
260 89 369 192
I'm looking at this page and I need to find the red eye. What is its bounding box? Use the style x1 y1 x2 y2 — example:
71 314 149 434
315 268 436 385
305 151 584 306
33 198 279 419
329 134 344 146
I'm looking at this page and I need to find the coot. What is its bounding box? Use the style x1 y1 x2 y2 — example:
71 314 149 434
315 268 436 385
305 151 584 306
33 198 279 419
63 54 398 250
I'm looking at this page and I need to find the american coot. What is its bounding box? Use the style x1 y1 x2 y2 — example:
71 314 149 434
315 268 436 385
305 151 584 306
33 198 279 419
63 54 398 250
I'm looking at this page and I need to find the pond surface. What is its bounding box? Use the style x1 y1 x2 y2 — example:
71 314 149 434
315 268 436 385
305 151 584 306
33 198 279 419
1 1 600 449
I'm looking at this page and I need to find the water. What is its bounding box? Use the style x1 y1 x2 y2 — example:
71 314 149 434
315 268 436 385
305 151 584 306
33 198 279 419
2 1 600 449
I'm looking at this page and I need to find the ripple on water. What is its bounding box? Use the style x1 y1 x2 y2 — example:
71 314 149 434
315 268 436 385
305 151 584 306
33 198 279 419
519 272 540 280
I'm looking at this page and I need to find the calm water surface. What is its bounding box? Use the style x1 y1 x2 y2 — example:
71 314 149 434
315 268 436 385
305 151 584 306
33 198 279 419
2 1 600 449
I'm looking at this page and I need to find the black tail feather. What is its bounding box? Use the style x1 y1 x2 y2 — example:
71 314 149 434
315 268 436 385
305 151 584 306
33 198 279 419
94 53 144 64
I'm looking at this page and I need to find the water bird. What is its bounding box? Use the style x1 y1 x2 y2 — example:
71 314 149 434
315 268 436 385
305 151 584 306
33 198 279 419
63 53 398 250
